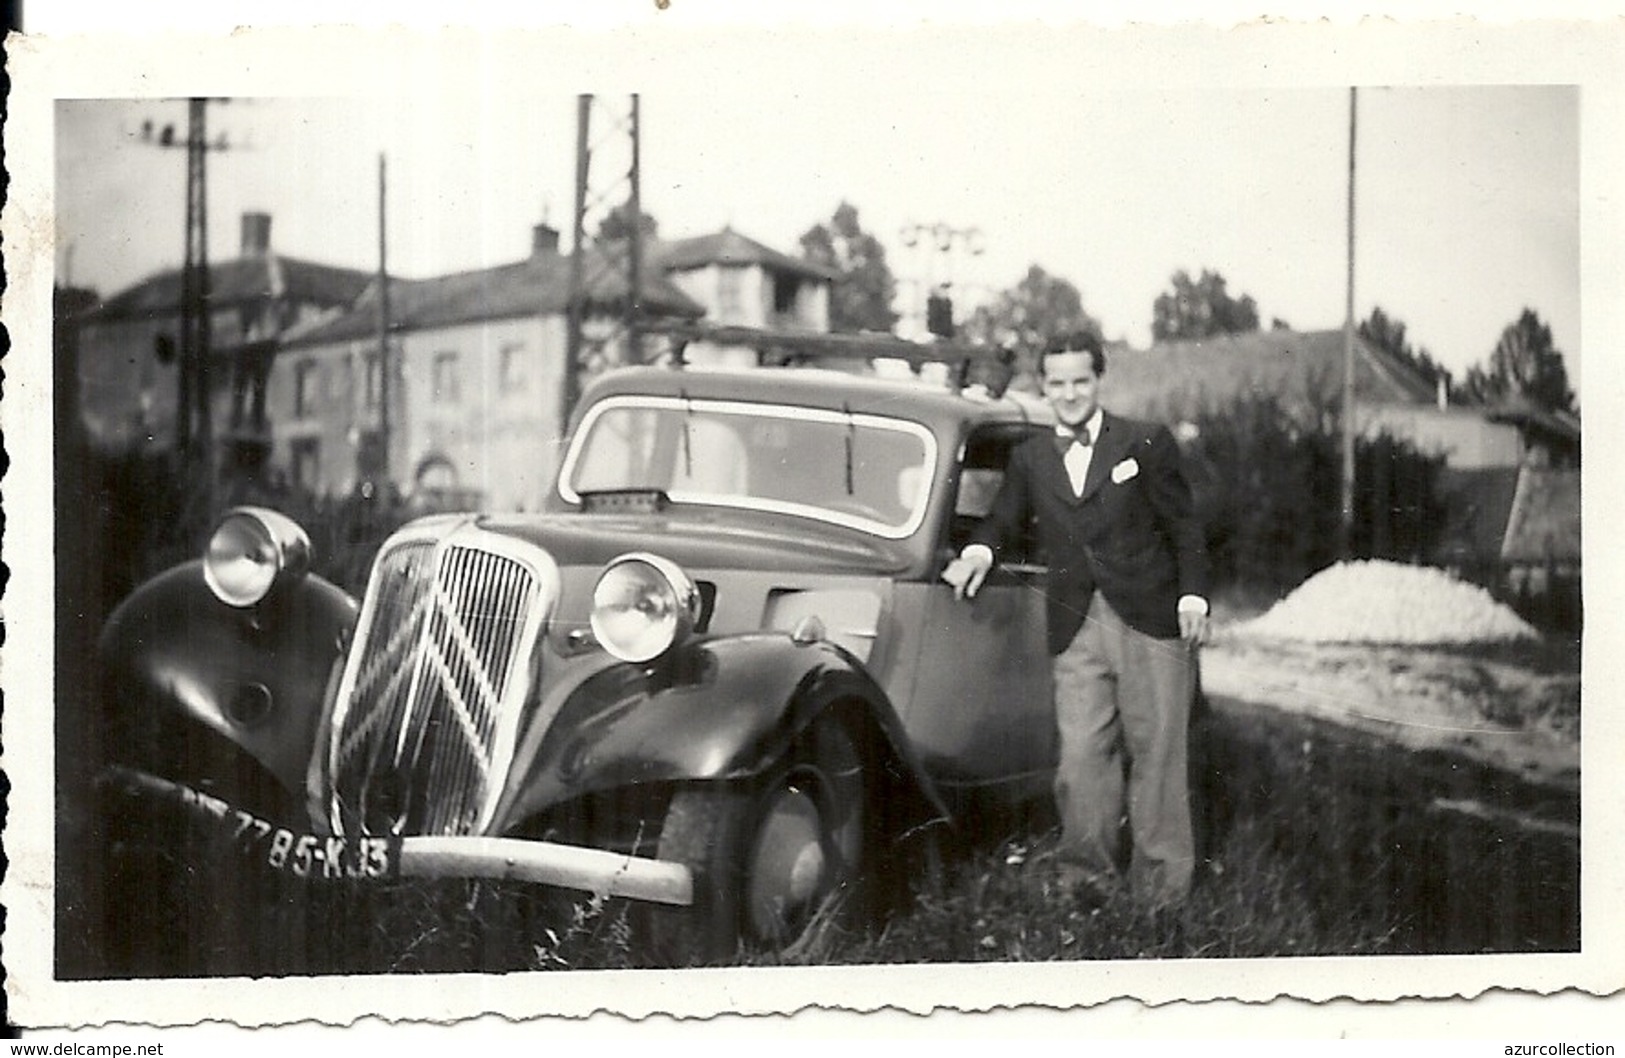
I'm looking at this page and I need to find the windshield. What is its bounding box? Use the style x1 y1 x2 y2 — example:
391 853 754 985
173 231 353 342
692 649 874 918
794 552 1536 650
559 395 937 538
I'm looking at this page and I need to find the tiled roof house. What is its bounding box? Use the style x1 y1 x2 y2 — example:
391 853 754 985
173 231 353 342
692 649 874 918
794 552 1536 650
1101 327 1435 427
272 222 705 511
652 227 838 368
1104 326 1581 576
73 212 374 459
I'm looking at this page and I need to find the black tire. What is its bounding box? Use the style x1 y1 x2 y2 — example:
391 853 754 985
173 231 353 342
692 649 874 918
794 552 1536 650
643 711 868 965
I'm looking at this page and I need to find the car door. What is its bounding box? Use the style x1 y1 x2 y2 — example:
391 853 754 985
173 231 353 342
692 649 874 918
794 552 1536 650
900 421 1055 802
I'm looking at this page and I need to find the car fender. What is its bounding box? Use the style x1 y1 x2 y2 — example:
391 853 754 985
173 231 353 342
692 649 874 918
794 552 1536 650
97 560 359 809
499 633 948 836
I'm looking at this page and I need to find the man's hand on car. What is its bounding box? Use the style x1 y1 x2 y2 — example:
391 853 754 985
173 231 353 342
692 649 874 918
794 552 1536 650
1179 609 1209 645
941 548 992 600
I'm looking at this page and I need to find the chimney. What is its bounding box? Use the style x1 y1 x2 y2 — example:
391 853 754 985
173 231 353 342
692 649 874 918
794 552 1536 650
531 222 561 258
241 211 273 258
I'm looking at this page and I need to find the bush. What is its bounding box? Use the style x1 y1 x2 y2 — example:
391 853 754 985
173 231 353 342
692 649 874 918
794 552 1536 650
77 450 417 623
1182 395 1447 597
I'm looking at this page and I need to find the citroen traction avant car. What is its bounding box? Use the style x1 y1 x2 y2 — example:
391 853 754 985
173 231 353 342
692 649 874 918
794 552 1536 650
97 337 1061 963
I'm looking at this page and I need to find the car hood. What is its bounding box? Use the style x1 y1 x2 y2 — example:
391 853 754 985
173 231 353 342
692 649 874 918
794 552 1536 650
467 508 914 576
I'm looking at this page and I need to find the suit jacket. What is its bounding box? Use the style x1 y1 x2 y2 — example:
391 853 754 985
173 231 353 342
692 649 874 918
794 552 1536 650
972 411 1209 652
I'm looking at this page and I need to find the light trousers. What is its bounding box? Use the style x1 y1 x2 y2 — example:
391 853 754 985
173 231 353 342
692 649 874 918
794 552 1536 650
1051 593 1197 907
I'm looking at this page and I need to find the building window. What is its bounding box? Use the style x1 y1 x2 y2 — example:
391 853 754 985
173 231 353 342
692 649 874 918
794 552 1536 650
432 351 461 404
293 359 318 418
773 274 799 315
291 437 321 491
499 343 528 392
356 430 385 479
364 353 380 410
717 268 742 320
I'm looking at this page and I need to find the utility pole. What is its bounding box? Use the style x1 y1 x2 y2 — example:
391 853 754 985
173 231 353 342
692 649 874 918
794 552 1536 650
900 221 985 340
563 95 592 437
562 93 643 438
626 94 643 369
1338 86 1359 561
375 152 393 494
181 98 212 477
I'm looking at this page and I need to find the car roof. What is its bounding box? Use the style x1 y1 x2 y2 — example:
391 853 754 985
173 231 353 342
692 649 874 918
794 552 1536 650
579 365 1054 433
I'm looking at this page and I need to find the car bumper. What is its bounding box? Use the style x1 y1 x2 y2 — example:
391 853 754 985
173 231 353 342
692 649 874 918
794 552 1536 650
98 764 694 907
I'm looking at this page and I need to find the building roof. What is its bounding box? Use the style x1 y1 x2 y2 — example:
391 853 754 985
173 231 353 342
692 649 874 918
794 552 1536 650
54 284 101 321
1101 328 1438 423
653 228 840 283
82 254 375 322
1482 398 1582 446
285 248 706 347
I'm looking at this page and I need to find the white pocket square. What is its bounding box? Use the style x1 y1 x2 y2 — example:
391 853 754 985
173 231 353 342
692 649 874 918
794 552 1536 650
1111 457 1139 484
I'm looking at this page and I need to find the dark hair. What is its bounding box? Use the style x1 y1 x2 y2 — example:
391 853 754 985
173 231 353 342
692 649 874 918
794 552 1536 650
1040 330 1106 377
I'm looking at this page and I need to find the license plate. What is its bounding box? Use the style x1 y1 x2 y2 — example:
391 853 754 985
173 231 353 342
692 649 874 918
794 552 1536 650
173 782 400 881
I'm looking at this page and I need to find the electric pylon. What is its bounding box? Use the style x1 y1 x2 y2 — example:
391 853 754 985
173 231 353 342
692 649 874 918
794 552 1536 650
138 98 236 494
562 93 643 435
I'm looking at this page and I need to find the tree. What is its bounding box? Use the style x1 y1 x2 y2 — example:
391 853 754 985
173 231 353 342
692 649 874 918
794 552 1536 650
799 201 899 333
1151 269 1260 341
594 203 659 244
960 265 1102 391
1462 308 1576 414
1357 306 1457 401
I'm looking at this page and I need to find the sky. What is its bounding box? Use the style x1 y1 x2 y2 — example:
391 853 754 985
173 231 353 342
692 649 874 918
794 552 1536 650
52 28 1586 399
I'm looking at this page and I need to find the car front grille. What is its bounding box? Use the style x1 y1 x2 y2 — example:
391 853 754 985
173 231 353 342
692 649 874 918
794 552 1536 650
325 526 558 837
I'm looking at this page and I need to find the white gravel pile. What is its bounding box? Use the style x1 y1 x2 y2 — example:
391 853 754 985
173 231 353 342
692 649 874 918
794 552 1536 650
1238 560 1539 645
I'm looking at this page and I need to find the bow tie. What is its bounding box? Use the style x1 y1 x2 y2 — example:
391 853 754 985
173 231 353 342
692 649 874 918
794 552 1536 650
1055 424 1093 452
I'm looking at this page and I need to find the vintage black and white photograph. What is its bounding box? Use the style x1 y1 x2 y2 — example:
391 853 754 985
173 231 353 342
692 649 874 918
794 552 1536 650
5 11 1621 1029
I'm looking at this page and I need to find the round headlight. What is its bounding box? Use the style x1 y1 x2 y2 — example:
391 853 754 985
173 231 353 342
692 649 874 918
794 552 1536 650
590 553 700 663
203 507 311 608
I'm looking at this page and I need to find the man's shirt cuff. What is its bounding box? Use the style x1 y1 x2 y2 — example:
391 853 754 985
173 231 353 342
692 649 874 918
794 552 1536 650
960 544 994 568
960 548 1205 614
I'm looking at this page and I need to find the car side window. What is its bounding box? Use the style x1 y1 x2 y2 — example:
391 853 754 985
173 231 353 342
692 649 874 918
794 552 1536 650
947 422 1047 567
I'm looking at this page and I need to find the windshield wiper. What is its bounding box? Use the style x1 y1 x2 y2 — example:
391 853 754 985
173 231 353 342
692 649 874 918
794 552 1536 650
680 388 695 482
843 403 856 496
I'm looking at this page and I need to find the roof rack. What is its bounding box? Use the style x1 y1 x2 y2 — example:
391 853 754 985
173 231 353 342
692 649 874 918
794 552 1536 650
641 321 1014 395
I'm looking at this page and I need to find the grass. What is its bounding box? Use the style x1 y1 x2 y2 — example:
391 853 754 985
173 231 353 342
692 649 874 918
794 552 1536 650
69 688 1577 976
723 815 1397 969
71 805 1399 977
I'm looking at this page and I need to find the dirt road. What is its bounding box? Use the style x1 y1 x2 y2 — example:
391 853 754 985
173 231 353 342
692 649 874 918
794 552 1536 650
1192 618 1580 952
1200 622 1579 792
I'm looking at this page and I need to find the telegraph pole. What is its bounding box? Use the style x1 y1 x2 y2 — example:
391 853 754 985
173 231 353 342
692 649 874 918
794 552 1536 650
564 95 592 436
900 221 985 341
181 98 212 470
375 152 393 493
626 94 643 369
1338 87 1358 560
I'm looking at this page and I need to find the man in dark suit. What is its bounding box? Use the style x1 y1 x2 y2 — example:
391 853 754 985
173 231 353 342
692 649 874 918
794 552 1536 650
942 331 1209 908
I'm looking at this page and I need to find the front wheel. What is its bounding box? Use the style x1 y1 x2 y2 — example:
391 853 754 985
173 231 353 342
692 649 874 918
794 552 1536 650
644 712 868 965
